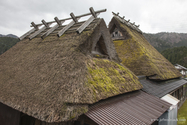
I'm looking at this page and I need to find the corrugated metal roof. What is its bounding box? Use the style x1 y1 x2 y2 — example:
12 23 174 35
85 90 171 125
140 78 187 98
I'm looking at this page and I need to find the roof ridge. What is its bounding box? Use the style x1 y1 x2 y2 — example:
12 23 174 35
19 7 107 40
112 12 142 34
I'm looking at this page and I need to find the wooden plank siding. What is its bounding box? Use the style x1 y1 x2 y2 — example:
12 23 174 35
0 102 20 125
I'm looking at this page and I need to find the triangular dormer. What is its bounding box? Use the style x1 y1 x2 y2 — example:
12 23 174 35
92 35 109 58
109 24 126 40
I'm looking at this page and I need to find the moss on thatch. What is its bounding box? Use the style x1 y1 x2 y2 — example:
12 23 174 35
86 58 142 101
109 17 181 80
0 18 142 123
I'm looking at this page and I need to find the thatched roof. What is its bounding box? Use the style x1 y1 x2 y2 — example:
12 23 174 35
0 18 142 123
109 16 181 80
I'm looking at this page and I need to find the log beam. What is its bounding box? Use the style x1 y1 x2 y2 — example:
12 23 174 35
19 22 39 40
41 17 65 39
29 20 51 39
31 8 106 27
77 13 99 34
57 17 80 37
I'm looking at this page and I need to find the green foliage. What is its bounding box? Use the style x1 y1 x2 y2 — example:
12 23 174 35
0 37 19 54
178 99 187 125
174 40 187 47
161 46 187 67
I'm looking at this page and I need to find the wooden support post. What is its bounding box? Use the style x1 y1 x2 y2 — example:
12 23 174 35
135 25 140 28
54 17 62 25
42 20 49 28
29 20 51 39
31 22 39 30
32 8 106 27
70 13 78 23
41 18 65 39
19 22 39 40
57 17 80 37
19 28 36 40
77 8 99 34
89 7 97 18
58 13 80 37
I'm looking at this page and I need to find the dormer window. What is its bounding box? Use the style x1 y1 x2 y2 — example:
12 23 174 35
92 35 109 58
112 31 122 37
111 27 123 40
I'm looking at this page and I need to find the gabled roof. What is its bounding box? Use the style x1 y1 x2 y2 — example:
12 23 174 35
109 16 181 80
0 14 142 122
86 90 171 125
139 77 187 98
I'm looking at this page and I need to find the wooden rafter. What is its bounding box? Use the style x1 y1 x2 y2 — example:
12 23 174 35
112 12 142 33
31 22 39 30
31 8 106 28
57 17 80 37
77 13 99 34
90 7 97 18
19 22 39 40
29 20 51 39
41 17 64 39
70 13 78 23
77 7 99 34
20 7 107 40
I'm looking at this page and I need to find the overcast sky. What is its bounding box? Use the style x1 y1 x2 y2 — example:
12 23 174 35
0 0 187 37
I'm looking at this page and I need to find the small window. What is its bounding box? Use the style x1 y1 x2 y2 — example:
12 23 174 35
115 31 118 36
111 29 122 38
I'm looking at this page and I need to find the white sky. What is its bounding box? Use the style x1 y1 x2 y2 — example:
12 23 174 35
1 0 187 37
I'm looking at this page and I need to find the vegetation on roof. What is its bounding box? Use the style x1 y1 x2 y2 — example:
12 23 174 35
110 17 181 80
86 58 142 102
0 18 142 123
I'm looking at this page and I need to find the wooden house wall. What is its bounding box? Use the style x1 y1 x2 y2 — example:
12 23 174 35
171 85 187 108
0 102 20 125
0 102 94 125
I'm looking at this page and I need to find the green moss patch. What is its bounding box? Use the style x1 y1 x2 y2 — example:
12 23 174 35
112 17 181 80
178 100 187 125
86 58 142 101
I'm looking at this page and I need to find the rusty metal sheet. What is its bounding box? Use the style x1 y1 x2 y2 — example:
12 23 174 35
85 90 171 125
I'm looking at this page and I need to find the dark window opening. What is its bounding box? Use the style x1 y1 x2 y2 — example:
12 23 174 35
20 113 36 125
115 31 118 35
92 35 108 58
94 36 107 55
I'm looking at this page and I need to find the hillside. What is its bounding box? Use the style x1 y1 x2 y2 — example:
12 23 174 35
0 34 18 38
143 32 187 52
161 46 187 67
0 37 19 55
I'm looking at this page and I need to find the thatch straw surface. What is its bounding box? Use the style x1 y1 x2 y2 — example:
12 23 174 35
0 18 142 122
109 17 181 80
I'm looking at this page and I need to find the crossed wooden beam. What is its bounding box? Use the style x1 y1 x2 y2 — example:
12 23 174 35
19 7 106 40
112 12 142 34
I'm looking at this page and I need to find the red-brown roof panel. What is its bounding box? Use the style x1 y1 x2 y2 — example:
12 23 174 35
86 90 171 125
